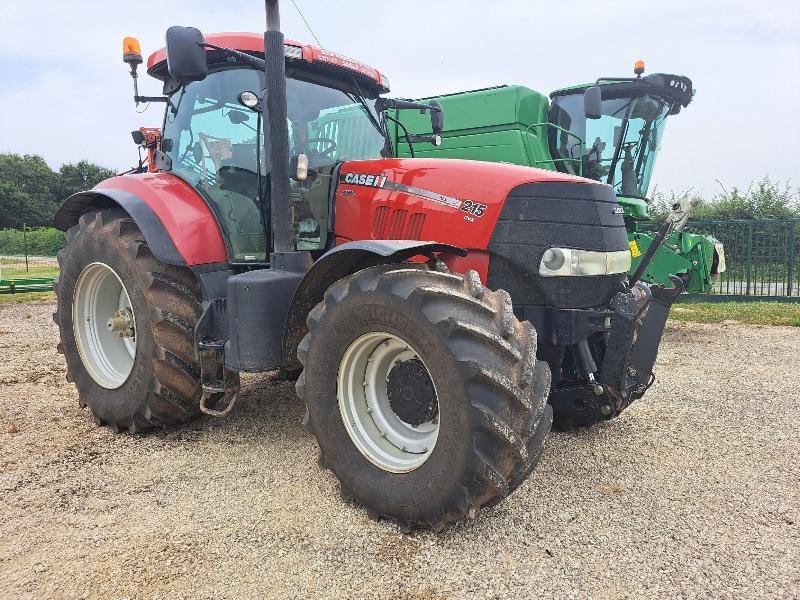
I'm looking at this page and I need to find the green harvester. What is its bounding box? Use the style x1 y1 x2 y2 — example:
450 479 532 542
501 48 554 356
391 63 725 293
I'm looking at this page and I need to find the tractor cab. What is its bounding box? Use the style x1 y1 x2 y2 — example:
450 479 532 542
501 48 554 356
146 34 390 264
548 67 693 218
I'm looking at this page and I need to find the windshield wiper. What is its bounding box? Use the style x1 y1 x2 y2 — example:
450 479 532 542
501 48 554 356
346 78 392 155
606 100 634 187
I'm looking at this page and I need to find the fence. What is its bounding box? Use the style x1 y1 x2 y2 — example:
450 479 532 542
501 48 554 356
0 255 57 294
664 218 800 302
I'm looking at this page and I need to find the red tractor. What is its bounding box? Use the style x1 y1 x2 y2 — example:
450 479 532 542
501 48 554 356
53 1 680 530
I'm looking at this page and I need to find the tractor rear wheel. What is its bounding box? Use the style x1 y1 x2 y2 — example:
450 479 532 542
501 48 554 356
54 209 205 433
296 264 552 531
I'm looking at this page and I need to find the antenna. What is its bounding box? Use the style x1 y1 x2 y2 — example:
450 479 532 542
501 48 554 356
290 0 323 47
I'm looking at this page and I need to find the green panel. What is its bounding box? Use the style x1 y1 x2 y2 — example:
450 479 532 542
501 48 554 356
397 85 548 132
617 195 650 219
629 230 716 293
676 295 800 304
394 85 552 168
0 277 54 294
399 130 531 164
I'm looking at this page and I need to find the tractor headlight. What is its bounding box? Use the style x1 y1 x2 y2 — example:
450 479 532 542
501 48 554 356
538 248 631 277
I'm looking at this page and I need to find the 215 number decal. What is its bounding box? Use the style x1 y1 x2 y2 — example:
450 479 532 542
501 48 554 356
460 200 487 217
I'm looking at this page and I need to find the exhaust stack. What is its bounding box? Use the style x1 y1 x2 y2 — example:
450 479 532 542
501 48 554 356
264 0 294 254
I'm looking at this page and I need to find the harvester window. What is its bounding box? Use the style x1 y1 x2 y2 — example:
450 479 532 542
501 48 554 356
549 92 670 198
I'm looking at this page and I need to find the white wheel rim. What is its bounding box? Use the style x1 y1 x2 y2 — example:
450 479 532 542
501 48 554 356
72 262 137 389
337 332 439 473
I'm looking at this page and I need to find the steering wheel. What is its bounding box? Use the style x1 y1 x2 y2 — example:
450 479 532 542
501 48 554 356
302 137 337 159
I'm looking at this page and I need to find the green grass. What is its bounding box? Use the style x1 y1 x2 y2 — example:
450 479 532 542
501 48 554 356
0 291 56 303
0 256 59 281
670 301 800 326
0 266 59 279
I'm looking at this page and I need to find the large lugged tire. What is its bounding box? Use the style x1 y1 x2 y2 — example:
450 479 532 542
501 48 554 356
296 264 552 531
54 209 205 433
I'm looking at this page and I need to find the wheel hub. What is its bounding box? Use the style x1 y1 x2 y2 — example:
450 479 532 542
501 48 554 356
387 359 438 426
337 332 440 473
106 307 135 338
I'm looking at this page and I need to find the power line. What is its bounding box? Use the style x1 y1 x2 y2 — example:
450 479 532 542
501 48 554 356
290 0 323 48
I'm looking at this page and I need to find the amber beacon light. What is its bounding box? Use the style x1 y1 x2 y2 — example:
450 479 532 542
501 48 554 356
123 37 143 65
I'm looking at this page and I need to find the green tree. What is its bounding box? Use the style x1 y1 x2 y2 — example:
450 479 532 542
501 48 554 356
56 160 115 199
0 181 44 230
0 154 58 228
650 177 800 222
0 154 115 229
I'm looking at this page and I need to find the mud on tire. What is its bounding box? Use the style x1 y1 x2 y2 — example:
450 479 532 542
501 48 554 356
54 209 205 433
295 264 552 531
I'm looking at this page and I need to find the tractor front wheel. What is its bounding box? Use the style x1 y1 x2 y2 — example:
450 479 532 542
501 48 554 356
296 264 552 531
54 209 206 433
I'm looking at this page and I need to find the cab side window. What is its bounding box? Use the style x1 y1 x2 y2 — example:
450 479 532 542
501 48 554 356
163 68 267 263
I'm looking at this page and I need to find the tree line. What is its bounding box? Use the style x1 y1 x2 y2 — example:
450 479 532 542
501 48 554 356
649 177 800 222
0 153 115 229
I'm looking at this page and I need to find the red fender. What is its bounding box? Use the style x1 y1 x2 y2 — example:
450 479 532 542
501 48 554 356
94 173 228 266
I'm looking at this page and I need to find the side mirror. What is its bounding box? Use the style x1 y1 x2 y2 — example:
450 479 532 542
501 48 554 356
165 26 208 83
227 110 250 125
584 86 602 119
428 100 444 136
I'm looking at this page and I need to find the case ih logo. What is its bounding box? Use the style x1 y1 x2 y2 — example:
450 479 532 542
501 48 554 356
340 171 488 220
343 172 387 188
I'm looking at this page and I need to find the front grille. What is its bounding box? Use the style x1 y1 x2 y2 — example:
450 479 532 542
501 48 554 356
405 212 426 240
488 181 628 312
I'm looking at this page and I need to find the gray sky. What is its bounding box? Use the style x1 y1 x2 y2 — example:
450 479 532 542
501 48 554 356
1 0 798 196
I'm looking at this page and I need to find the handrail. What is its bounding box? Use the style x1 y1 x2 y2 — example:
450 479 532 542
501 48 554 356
524 122 584 176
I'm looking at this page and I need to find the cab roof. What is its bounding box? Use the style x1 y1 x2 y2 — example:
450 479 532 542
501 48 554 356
550 73 694 108
146 32 389 93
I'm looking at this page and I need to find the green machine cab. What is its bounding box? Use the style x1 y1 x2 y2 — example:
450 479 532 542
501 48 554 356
391 65 725 293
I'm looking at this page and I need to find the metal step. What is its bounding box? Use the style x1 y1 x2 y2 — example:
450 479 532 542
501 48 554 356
198 338 240 416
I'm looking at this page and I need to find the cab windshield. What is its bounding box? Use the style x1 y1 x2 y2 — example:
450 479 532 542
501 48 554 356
162 66 385 263
548 91 671 198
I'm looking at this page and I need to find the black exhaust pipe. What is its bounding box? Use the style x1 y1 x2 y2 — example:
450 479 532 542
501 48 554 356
223 0 313 374
264 0 293 254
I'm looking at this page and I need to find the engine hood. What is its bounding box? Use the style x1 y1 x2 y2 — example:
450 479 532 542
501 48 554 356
334 157 612 251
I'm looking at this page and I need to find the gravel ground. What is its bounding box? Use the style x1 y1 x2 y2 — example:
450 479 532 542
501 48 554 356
1 300 798 599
